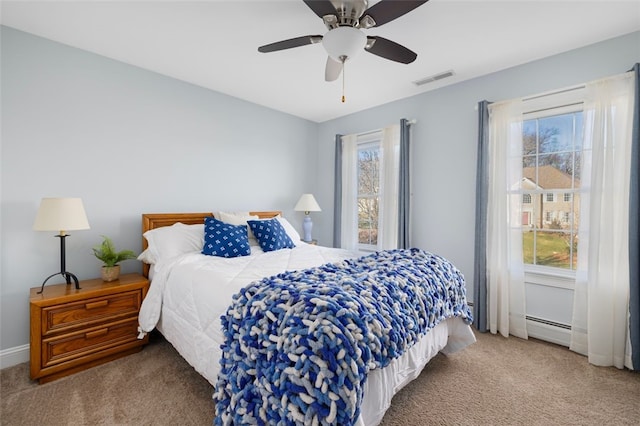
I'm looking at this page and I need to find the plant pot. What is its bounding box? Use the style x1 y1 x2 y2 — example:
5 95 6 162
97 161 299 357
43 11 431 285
101 265 121 282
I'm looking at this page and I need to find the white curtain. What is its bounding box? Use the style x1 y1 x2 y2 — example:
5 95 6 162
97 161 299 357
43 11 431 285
340 134 359 250
379 124 400 250
486 101 528 339
570 72 635 369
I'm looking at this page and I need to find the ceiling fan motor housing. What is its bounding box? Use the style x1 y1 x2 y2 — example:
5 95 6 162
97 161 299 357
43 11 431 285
324 0 369 28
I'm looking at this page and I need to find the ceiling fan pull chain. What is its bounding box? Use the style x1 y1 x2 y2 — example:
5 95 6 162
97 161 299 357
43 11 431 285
341 63 345 103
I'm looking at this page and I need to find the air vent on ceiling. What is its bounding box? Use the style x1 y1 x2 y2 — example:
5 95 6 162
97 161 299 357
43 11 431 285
412 70 455 86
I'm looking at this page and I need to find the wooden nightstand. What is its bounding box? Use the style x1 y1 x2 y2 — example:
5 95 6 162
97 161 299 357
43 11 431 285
29 273 149 384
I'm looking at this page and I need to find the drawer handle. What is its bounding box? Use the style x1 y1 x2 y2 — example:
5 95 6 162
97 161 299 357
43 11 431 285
85 300 109 310
85 328 109 339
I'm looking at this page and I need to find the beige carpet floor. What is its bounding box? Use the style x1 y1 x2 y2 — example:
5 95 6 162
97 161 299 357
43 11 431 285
2 330 639 425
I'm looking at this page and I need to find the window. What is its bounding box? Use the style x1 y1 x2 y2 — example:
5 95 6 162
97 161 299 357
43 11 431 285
523 194 531 203
521 108 582 271
357 142 380 248
339 125 402 252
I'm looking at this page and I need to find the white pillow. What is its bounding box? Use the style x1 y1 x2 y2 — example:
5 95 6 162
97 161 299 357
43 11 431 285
218 212 260 246
218 212 258 225
213 211 250 220
137 248 156 264
139 222 204 264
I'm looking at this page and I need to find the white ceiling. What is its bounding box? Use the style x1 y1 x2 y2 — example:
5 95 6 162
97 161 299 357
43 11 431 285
2 0 639 122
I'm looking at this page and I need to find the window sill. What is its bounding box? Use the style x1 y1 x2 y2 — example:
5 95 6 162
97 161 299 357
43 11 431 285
524 266 575 290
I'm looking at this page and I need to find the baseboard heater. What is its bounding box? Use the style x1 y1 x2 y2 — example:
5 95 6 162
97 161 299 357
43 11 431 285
526 315 571 330
526 315 571 347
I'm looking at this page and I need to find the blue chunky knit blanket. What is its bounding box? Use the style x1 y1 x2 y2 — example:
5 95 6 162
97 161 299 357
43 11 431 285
213 248 472 425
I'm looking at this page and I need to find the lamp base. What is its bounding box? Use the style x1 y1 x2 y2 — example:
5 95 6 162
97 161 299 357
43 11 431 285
302 215 313 242
37 271 80 294
37 234 81 294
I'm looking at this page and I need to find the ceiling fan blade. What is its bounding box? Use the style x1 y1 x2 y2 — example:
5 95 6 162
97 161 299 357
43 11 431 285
258 35 323 53
363 0 429 27
303 0 337 19
325 56 343 82
365 36 417 64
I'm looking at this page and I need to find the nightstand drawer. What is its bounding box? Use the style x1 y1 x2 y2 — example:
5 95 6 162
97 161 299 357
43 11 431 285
41 317 139 368
41 290 143 336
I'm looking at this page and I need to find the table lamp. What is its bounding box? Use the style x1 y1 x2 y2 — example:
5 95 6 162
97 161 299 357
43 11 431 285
294 194 321 243
33 197 90 294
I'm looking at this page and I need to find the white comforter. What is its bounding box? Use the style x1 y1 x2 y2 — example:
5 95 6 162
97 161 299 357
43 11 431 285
138 244 475 425
139 244 363 382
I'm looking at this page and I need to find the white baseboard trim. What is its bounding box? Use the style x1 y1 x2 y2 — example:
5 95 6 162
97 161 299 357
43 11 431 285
526 317 571 347
0 344 30 369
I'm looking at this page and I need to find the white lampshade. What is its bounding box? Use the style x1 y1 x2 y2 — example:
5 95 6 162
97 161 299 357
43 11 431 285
294 194 322 213
322 27 366 62
33 198 90 234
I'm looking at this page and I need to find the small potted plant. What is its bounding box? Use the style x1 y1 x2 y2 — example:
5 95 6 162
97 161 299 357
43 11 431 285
92 235 137 282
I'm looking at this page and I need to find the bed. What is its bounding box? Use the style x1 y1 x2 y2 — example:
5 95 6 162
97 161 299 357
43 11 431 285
137 211 475 425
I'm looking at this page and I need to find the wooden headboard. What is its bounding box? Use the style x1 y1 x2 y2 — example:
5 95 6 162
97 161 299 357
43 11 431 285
141 211 281 278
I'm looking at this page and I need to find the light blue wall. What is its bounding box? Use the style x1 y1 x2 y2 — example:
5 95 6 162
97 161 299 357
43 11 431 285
0 26 318 351
2 25 639 353
314 31 640 298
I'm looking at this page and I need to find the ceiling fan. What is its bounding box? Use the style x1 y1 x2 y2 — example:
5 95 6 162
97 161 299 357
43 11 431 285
258 0 429 83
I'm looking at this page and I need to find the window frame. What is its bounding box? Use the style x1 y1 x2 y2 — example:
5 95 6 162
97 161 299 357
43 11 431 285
520 89 585 286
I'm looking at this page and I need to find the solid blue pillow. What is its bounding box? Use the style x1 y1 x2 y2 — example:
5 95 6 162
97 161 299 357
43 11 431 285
202 217 251 258
247 218 295 252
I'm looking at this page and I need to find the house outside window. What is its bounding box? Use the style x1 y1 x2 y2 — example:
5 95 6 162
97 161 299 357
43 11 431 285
545 211 553 222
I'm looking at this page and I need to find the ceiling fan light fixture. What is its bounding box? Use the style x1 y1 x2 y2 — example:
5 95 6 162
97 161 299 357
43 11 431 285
322 26 366 62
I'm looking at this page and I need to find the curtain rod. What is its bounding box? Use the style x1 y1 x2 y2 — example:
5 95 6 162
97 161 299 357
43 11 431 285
482 83 585 110
357 128 382 137
524 101 584 116
522 85 585 102
354 119 416 137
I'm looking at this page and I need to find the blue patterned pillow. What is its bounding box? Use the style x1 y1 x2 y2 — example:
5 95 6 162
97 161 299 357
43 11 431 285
202 217 251 258
247 218 295 252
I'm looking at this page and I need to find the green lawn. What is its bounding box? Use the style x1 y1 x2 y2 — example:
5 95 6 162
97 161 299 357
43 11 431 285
523 231 576 269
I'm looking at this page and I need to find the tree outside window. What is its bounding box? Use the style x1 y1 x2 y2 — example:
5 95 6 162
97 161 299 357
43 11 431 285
357 146 380 248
